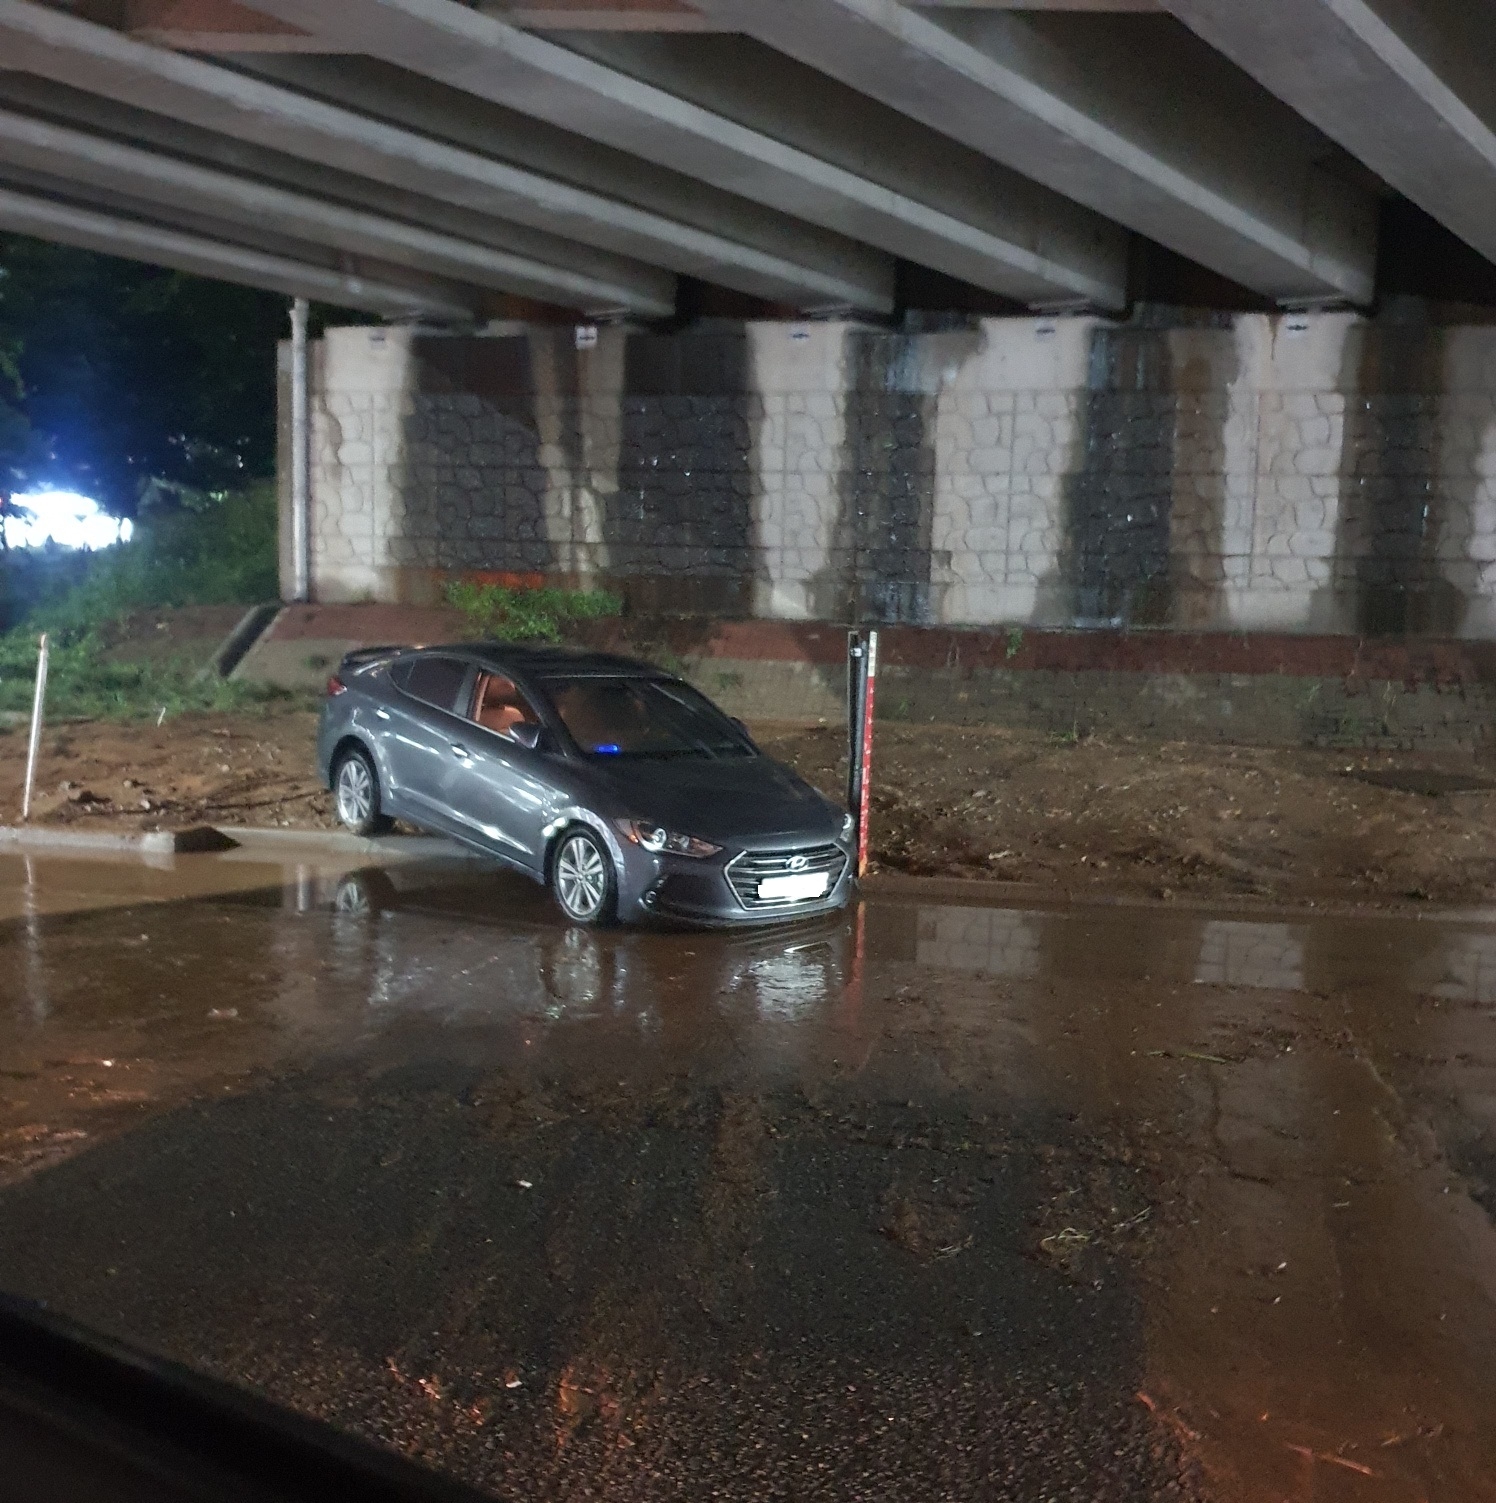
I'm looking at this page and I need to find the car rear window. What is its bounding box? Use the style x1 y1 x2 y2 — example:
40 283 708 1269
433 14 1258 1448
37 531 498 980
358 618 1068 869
400 655 469 712
539 676 754 760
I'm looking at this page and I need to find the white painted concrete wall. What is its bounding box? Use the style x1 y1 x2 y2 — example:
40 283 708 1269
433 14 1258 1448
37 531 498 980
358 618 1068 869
298 313 1496 637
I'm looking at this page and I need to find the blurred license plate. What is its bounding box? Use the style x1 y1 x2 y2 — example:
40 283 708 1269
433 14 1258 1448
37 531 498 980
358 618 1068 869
758 872 828 901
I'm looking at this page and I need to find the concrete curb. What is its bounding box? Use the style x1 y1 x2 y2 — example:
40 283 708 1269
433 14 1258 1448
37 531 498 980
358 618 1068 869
0 825 237 855
0 824 475 861
222 827 476 859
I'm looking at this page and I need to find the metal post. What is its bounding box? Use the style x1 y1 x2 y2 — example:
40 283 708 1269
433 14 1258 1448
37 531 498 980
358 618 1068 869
846 628 878 879
290 296 310 603
21 633 48 823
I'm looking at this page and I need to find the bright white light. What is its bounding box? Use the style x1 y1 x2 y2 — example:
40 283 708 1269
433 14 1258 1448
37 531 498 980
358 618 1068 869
4 491 133 550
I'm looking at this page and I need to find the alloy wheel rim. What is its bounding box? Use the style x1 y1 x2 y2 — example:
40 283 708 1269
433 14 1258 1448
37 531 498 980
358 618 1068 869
556 836 607 917
338 759 373 824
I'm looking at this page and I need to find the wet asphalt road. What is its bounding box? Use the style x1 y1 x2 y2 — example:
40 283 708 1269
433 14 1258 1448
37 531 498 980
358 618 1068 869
2 852 1496 1501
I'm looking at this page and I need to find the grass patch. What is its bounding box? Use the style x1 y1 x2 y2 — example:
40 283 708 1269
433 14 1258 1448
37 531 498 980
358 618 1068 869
0 630 296 719
446 580 622 642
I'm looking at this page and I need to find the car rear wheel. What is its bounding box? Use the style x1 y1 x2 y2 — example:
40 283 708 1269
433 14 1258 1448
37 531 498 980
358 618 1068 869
333 747 393 838
551 828 617 926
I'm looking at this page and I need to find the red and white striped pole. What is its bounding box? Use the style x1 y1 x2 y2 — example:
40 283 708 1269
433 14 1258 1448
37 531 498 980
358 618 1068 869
847 629 878 879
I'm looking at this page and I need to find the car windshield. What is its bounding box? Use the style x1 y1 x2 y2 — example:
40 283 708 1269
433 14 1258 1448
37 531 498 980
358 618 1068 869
540 676 755 760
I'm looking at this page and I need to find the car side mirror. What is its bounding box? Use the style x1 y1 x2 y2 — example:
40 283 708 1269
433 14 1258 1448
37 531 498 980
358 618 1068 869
509 722 544 751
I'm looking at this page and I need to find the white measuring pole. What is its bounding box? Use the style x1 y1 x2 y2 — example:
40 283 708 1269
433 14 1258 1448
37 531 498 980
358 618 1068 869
21 632 48 823
846 628 879 879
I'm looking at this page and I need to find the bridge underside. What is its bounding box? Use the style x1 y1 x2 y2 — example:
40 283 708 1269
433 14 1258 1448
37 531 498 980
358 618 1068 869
10 0 1496 642
0 0 1492 322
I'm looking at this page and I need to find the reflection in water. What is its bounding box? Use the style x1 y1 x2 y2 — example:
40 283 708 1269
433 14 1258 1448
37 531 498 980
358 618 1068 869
22 854 48 1025
4 856 1496 1499
915 905 1041 979
1427 931 1496 1003
1194 921 1304 991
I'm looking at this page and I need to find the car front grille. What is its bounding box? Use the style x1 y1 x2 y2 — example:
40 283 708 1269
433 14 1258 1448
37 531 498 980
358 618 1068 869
726 844 847 910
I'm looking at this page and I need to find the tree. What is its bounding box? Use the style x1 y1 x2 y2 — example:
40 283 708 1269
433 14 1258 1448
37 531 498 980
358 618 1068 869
0 236 294 517
0 327 45 551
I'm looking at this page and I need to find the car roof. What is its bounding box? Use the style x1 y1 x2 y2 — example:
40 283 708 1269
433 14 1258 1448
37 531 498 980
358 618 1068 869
408 643 671 679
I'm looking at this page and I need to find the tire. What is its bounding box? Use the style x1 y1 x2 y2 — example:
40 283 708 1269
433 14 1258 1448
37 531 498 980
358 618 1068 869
332 746 393 837
551 827 618 926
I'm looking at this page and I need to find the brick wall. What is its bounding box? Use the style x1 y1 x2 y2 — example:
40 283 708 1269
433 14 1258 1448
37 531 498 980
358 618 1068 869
288 309 1496 640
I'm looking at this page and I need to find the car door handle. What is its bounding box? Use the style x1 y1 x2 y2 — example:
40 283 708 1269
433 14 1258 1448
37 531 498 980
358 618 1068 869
450 743 470 758
375 708 390 720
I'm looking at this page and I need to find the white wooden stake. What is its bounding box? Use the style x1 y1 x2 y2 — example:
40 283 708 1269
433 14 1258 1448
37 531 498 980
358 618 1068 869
21 632 49 823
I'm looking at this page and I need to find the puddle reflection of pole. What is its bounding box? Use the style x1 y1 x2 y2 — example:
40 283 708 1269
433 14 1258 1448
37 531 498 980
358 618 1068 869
839 897 866 1030
23 854 48 1024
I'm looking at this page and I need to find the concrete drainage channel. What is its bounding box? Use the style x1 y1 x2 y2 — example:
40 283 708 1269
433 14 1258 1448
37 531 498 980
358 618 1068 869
0 826 478 860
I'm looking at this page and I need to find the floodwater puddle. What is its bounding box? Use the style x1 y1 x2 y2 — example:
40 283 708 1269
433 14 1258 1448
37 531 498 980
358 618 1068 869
2 852 1495 1499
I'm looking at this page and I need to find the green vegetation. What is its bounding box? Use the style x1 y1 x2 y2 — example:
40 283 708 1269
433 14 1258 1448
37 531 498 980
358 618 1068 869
0 234 337 514
0 482 289 720
27 483 278 630
446 580 622 643
0 628 287 721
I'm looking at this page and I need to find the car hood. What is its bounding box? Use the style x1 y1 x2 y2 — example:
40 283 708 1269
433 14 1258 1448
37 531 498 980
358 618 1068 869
588 754 843 845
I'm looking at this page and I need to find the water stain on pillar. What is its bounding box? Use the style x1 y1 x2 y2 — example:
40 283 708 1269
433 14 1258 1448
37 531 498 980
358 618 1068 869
1060 325 1178 626
1332 306 1466 637
401 335 554 578
611 329 757 617
818 331 939 625
1167 328 1237 630
525 329 598 580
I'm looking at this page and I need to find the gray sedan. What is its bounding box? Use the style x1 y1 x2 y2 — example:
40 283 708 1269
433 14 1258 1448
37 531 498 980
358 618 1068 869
316 644 855 926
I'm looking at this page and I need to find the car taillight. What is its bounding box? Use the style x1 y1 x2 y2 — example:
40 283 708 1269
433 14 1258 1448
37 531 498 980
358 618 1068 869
326 675 347 696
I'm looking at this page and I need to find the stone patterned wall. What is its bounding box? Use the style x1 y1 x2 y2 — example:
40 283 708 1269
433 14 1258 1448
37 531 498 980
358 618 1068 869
292 310 1496 639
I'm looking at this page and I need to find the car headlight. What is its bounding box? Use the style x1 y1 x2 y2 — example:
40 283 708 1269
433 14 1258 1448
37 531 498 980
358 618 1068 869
616 819 722 859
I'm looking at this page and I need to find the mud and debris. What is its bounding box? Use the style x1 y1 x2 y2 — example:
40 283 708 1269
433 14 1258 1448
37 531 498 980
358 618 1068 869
8 710 1496 910
2 855 1496 1498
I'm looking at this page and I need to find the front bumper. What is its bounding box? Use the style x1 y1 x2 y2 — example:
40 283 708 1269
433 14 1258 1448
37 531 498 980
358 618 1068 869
620 838 856 927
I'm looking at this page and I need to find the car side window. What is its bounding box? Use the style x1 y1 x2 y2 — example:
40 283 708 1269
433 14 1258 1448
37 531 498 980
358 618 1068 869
468 671 541 741
401 655 470 713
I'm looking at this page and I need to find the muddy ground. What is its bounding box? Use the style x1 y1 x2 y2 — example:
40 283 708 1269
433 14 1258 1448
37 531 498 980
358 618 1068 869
6 856 1496 1500
5 708 1496 908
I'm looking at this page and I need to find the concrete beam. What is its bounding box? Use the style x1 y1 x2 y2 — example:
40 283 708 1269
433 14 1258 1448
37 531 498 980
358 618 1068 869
0 102 676 315
0 0 887 312
0 181 476 317
124 0 1165 44
121 0 346 50
912 1 1160 8
494 0 1162 28
1161 0 1496 272
484 0 716 29
492 0 1164 24
237 0 1131 309
693 0 1378 306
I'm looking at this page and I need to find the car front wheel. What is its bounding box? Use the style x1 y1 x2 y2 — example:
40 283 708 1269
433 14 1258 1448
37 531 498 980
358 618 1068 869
333 746 393 838
551 828 617 926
